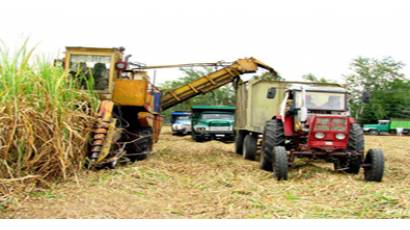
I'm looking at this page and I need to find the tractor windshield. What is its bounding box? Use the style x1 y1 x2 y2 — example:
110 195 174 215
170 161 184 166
295 91 346 111
68 54 111 91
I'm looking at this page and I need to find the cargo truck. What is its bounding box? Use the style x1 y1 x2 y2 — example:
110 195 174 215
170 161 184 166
363 119 410 135
171 111 192 135
191 105 235 142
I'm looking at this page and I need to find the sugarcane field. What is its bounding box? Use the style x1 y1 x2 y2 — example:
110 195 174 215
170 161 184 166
1 0 410 225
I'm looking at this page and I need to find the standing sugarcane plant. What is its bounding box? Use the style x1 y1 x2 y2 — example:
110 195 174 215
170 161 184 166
0 41 97 196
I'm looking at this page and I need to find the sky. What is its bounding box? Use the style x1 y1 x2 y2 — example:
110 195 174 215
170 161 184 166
1 0 410 84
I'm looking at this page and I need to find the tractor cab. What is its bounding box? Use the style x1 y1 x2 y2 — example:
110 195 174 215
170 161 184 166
64 47 124 98
279 84 350 135
63 47 161 113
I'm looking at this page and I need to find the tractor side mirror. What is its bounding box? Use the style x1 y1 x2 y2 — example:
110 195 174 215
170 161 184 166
267 87 277 99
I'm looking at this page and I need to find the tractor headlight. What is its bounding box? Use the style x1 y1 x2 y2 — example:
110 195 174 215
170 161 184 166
335 133 346 140
315 132 325 139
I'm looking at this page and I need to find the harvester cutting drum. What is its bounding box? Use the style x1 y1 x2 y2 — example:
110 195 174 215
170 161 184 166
234 79 385 182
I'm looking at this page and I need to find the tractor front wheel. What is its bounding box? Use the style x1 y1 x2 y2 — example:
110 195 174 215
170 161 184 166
242 134 257 160
364 149 384 182
273 146 288 180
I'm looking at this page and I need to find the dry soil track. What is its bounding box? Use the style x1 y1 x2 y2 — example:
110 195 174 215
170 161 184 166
1 128 410 218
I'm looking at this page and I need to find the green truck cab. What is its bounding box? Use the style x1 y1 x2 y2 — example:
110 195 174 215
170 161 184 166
191 105 236 142
363 118 410 135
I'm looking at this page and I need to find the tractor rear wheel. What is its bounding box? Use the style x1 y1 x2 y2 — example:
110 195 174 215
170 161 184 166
273 146 288 180
364 149 384 182
342 123 364 174
235 131 246 155
242 134 257 160
260 119 285 171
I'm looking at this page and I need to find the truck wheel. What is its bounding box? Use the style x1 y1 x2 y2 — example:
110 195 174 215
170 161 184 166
235 131 246 155
369 130 379 135
260 120 285 171
273 146 288 180
192 133 203 142
364 149 384 182
243 134 257 160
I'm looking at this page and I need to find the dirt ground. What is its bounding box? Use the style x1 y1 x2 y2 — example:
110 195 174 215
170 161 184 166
1 128 410 218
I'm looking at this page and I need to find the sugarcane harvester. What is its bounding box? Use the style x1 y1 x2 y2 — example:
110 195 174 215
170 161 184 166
63 46 276 168
64 47 163 168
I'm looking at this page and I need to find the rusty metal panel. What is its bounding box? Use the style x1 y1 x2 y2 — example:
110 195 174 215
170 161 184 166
112 79 147 106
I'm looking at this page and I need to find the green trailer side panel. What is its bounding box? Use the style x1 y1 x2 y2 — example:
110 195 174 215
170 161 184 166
390 118 410 129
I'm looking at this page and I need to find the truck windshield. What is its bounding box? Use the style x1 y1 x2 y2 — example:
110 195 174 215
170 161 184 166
69 54 111 91
201 113 234 120
295 91 346 111
175 116 190 121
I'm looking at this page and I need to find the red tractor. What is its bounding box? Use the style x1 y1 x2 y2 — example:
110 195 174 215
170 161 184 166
260 84 385 181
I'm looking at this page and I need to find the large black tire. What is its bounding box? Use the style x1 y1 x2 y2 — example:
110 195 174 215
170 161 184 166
341 123 364 174
273 146 288 180
235 131 246 155
260 120 285 171
242 134 257 160
364 149 384 182
192 133 203 142
127 128 152 162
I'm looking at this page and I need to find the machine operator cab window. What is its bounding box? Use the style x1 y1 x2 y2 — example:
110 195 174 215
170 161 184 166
280 85 348 133
68 54 111 91
294 87 348 114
